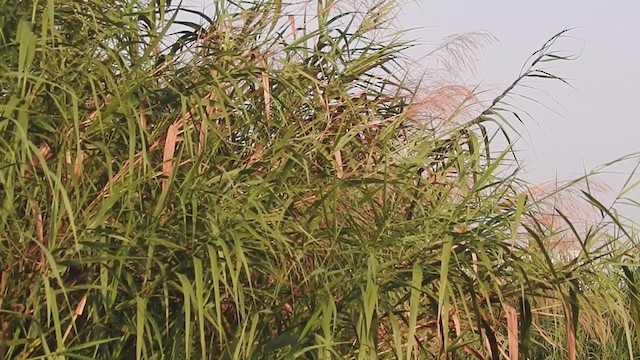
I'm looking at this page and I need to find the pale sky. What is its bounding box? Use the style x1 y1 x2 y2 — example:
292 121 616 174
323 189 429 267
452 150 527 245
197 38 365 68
185 1 640 219
399 1 640 217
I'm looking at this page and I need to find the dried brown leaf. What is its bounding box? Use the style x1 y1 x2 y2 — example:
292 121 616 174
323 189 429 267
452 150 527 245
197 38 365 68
504 304 519 360
162 122 180 191
335 150 344 179
75 295 87 316
246 144 264 165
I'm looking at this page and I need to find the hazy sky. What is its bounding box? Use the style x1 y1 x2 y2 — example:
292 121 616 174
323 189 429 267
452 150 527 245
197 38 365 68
398 1 640 213
186 1 639 217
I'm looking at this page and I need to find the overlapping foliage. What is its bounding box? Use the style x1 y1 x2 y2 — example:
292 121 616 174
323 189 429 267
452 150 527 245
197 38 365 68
0 0 638 358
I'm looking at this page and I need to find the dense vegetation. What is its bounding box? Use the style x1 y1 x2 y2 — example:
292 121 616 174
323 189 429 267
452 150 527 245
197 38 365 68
0 0 638 358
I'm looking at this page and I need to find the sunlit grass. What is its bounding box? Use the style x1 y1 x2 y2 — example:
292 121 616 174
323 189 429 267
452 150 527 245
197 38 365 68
0 0 638 359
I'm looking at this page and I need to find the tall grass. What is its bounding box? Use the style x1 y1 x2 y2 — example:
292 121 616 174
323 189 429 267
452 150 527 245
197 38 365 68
0 0 638 358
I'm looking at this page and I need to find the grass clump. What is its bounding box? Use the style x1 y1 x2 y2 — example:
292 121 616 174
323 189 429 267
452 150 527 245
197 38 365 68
0 0 638 358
